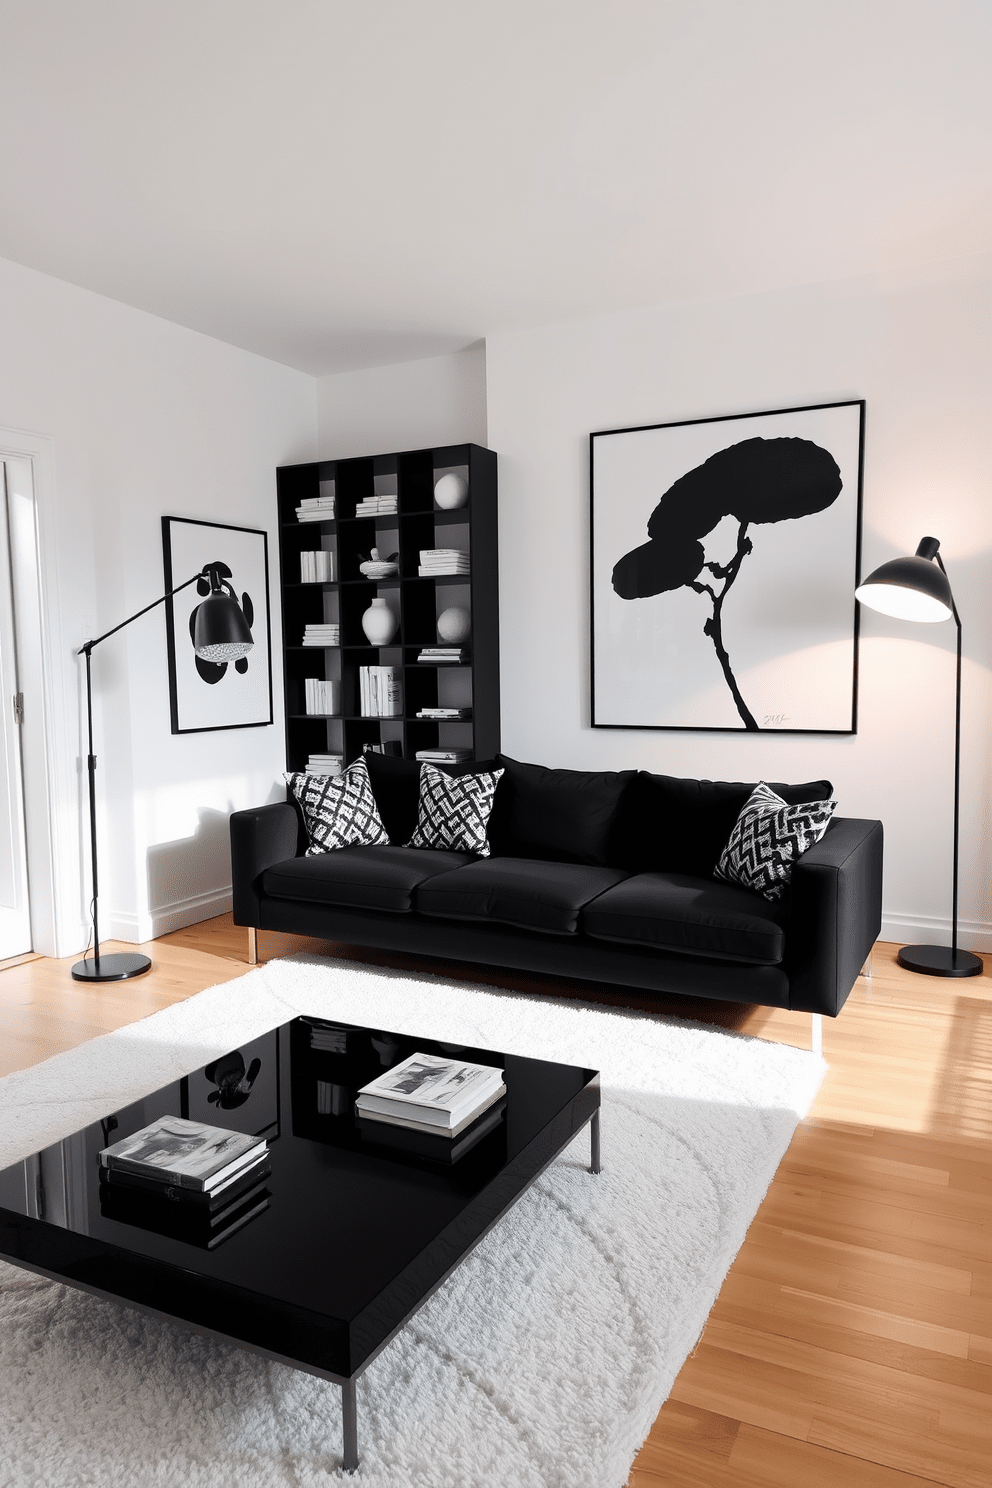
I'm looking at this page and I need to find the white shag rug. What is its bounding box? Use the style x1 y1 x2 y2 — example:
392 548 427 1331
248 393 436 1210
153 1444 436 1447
0 955 824 1488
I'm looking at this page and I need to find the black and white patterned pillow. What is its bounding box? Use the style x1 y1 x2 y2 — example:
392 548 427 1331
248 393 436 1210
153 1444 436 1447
714 781 837 900
285 757 390 856
408 764 504 857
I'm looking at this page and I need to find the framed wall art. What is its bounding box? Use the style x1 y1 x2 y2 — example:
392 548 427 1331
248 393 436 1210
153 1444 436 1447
590 400 865 734
162 515 273 734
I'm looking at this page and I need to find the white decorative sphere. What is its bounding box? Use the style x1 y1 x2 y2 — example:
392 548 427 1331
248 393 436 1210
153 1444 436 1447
434 473 469 510
437 606 471 644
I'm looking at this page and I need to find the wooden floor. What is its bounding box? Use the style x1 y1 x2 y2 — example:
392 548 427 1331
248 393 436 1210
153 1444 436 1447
1 920 989 1488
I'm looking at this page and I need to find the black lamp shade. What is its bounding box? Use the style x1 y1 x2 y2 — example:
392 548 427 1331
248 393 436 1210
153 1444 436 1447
193 592 254 661
855 552 953 623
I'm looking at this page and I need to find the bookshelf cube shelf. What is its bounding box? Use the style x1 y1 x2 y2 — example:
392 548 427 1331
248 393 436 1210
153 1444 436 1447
276 443 499 774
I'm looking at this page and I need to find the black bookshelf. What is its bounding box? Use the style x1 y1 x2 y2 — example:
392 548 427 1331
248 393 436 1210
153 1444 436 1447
275 443 499 772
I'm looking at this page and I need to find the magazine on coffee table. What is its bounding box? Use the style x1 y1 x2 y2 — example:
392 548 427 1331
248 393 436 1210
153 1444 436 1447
100 1115 266 1192
355 1052 505 1130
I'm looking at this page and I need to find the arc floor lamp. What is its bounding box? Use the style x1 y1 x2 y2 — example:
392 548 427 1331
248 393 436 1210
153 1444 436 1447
72 564 254 983
855 536 982 978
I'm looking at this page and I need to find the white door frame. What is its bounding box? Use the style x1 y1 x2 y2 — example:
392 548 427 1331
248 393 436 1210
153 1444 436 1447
0 428 79 957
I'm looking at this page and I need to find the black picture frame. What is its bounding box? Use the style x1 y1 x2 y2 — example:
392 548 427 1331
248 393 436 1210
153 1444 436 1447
162 515 273 734
590 400 865 734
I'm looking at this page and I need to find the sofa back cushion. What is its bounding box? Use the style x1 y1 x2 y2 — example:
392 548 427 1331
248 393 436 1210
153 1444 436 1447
488 755 636 866
613 772 834 877
363 751 498 845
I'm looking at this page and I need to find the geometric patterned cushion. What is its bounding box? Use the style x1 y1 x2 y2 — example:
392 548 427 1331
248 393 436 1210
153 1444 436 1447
407 763 504 858
714 781 837 900
284 757 390 856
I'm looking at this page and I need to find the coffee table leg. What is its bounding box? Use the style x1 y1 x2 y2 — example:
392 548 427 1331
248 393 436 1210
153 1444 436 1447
590 1109 601 1174
342 1377 358 1472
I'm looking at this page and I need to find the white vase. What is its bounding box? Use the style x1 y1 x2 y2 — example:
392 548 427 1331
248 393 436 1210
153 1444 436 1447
434 472 469 510
362 597 398 645
437 605 471 644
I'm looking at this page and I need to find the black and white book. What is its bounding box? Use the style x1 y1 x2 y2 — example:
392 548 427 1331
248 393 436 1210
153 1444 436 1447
357 1083 506 1137
100 1115 267 1193
357 1098 507 1163
355 1051 504 1130
101 1155 271 1210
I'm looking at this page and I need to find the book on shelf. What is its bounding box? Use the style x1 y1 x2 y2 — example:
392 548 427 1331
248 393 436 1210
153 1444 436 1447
302 624 340 646
415 707 472 720
416 748 472 763
417 647 466 663
100 1155 271 1210
359 665 402 718
355 1051 505 1132
354 496 398 515
304 677 339 715
356 1098 507 1164
299 550 334 583
295 496 336 522
418 547 470 577
99 1115 267 1194
305 754 343 777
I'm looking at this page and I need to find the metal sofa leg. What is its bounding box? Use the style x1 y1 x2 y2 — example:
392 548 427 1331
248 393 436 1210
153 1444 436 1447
247 927 258 966
811 1012 823 1058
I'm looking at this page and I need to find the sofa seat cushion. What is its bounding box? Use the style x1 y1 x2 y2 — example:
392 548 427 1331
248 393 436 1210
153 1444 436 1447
261 845 477 913
582 871 789 964
417 857 630 935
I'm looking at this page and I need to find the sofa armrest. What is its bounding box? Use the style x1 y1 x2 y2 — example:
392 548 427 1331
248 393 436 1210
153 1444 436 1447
230 801 306 926
785 817 883 1016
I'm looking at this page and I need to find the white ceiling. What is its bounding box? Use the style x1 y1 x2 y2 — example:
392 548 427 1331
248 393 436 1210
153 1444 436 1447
1 1 989 375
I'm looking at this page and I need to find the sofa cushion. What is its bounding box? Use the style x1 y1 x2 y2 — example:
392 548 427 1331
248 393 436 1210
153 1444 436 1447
417 857 630 935
715 782 837 900
261 845 477 913
364 751 499 845
582 871 789 964
409 763 504 857
285 758 389 855
611 772 834 876
487 755 636 866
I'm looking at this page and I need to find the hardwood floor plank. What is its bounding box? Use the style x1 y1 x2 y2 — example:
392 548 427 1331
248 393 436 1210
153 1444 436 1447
727 1422 951 1488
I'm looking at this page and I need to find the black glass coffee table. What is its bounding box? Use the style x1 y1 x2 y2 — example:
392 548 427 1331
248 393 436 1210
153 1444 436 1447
0 1016 600 1471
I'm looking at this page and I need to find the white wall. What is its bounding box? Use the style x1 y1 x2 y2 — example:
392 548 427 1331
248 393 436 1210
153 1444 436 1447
486 256 992 949
0 255 316 953
317 347 486 459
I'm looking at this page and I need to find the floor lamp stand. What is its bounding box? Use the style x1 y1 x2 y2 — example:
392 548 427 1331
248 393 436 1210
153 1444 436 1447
896 557 982 979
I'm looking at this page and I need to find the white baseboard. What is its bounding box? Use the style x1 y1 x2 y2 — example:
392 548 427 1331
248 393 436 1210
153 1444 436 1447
880 913 992 955
105 887 234 946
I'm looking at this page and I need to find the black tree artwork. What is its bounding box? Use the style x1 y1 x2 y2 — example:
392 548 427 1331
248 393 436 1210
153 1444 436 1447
612 437 842 729
187 560 255 685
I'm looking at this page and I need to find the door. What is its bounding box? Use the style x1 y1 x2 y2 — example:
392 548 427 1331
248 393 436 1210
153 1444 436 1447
0 461 31 959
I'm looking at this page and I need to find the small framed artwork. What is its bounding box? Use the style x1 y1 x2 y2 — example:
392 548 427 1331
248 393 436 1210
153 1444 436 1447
162 515 273 734
590 400 865 734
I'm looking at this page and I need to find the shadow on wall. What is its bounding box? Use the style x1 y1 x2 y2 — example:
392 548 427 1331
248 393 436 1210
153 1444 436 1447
145 806 234 915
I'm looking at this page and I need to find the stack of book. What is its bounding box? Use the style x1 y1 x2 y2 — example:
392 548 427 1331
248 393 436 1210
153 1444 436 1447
415 707 472 721
355 1051 506 1162
98 1116 271 1249
305 753 343 777
415 747 472 763
418 548 470 577
360 665 402 717
417 646 467 664
304 678 339 715
302 623 340 647
299 550 334 583
354 495 398 516
295 495 336 522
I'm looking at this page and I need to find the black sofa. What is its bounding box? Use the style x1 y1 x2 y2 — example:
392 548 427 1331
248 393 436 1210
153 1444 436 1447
230 754 883 1021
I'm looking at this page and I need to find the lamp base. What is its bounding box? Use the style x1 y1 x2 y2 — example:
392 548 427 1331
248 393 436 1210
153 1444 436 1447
897 944 983 978
71 951 152 983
